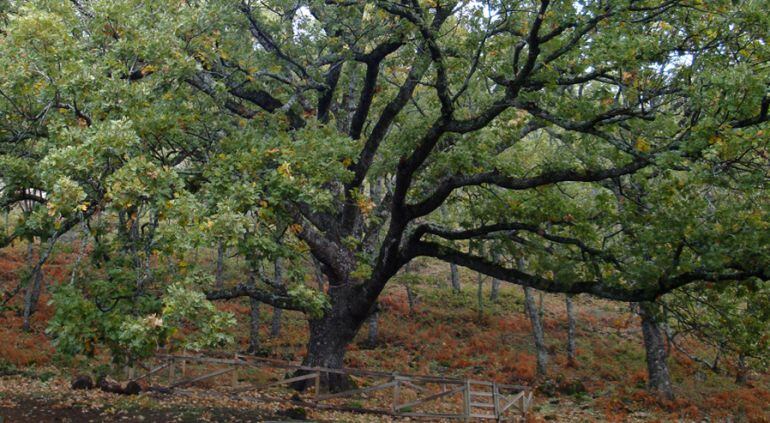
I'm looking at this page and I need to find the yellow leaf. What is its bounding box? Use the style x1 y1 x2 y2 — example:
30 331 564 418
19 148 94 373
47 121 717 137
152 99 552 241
635 137 651 153
278 162 293 180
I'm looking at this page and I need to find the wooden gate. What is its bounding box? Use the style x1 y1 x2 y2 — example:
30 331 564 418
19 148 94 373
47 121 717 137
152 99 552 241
130 353 533 421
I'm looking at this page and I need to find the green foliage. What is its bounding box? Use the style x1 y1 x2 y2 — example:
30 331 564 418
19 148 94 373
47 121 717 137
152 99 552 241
47 277 236 363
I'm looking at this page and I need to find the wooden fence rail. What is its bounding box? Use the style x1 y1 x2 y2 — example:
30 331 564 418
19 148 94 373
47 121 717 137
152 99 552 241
129 353 533 421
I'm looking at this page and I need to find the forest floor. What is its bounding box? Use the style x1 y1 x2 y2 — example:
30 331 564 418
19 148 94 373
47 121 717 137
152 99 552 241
1 246 769 422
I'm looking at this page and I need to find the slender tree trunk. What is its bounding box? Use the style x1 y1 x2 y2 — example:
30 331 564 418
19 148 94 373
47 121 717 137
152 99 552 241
450 263 460 293
490 278 500 301
489 251 500 301
566 295 577 366
22 239 44 332
215 241 225 289
405 285 416 315
735 354 749 385
22 264 43 332
403 261 416 314
367 308 379 347
639 302 674 400
538 292 545 321
477 271 484 318
270 257 283 337
247 296 261 354
524 286 548 378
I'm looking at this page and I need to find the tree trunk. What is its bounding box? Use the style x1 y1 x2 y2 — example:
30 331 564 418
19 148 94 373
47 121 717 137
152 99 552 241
287 283 371 392
477 271 484 318
450 263 460 293
639 302 674 400
295 309 365 392
524 286 548 378
490 278 500 301
735 354 749 385
405 284 416 315
270 257 283 337
215 241 225 289
22 239 43 332
312 257 326 291
246 296 261 354
538 292 545 321
22 263 43 332
367 308 379 347
489 252 500 301
566 295 577 366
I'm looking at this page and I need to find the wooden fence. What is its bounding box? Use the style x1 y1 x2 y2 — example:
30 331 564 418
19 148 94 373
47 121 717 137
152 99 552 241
129 353 533 421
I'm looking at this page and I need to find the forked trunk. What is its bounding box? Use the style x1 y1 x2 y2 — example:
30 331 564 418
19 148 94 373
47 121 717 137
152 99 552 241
639 302 674 401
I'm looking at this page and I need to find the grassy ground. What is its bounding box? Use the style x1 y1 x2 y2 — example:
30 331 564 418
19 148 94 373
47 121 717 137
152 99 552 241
1 246 769 422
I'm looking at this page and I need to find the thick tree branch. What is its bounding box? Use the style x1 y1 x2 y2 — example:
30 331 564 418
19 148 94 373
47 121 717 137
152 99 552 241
411 222 621 266
349 41 404 140
407 240 768 302
406 159 648 219
206 283 307 311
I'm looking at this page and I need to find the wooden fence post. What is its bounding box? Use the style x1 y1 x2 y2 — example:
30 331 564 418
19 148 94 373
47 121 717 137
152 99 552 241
181 351 187 378
168 358 175 385
231 353 238 387
463 379 471 422
392 376 401 414
314 372 321 399
493 382 500 421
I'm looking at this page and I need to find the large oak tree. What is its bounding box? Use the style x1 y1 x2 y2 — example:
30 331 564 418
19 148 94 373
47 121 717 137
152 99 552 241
1 0 769 389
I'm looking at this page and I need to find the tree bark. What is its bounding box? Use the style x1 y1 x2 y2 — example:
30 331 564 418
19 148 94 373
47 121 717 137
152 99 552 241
639 302 674 400
270 257 283 337
312 257 326 291
524 286 548 378
450 263 460 293
566 295 577 366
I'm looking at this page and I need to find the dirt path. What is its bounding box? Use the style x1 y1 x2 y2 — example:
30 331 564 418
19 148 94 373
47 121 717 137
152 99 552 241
0 395 291 423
